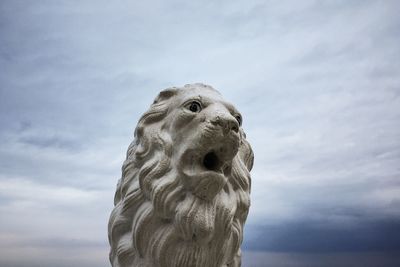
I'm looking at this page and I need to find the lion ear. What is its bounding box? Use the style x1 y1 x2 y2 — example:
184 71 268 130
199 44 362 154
153 88 179 104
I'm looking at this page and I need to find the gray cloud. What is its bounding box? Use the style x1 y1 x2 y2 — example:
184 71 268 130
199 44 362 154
242 251 400 267
19 135 81 150
244 220 400 252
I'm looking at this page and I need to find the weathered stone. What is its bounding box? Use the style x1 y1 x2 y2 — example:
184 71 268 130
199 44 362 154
108 83 254 267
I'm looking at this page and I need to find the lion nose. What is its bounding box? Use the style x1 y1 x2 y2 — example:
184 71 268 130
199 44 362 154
228 119 239 133
211 114 239 134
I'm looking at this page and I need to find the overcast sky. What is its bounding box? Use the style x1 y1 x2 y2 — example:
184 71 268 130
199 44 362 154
1 1 400 266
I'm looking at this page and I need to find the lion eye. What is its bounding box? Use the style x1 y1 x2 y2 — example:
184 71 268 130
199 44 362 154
235 114 242 126
187 101 202 113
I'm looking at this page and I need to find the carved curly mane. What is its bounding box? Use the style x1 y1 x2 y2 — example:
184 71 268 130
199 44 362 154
108 85 254 267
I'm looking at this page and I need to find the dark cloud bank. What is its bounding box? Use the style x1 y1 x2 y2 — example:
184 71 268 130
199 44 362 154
244 220 400 253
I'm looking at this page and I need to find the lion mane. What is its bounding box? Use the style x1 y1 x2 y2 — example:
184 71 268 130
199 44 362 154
108 84 254 267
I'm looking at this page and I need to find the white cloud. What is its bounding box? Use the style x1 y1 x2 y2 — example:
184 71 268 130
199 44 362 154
0 177 99 205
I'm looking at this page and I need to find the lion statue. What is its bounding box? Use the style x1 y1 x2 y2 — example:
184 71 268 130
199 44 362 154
108 83 254 267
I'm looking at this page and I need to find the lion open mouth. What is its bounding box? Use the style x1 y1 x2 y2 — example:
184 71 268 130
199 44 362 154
180 140 239 200
203 151 222 172
202 149 233 177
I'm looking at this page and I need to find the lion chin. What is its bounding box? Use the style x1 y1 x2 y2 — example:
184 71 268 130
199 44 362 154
108 83 254 267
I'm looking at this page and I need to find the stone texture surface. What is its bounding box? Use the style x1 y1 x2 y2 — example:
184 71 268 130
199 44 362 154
108 83 254 267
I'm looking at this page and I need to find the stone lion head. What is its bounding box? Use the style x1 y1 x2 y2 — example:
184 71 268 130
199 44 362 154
108 83 254 267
